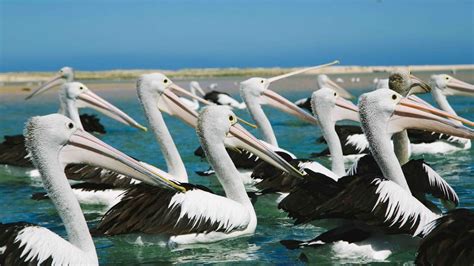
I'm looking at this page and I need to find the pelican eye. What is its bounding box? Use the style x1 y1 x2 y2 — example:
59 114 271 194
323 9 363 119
392 94 397 100
67 122 74 129
334 92 337 96
260 80 264 84
79 86 84 90
228 115 236 123
445 77 449 80
163 79 168 84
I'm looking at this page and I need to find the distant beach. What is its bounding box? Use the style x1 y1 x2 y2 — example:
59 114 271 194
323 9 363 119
1 65 473 96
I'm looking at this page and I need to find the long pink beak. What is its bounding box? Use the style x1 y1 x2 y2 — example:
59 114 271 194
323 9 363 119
77 90 147 131
25 74 63 100
389 97 474 138
61 127 185 191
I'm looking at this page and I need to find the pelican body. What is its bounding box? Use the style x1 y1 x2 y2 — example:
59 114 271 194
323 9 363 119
0 114 176 265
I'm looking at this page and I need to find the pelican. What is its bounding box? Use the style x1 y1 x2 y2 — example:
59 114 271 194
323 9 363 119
254 87 360 193
418 74 474 152
295 74 353 112
239 62 362 189
313 71 434 159
36 73 298 205
240 62 340 147
135 73 299 185
203 83 246 109
279 89 473 258
194 63 339 179
178 81 206 111
93 106 302 245
315 87 458 213
317 73 474 158
0 114 177 265
25 66 108 134
0 82 146 176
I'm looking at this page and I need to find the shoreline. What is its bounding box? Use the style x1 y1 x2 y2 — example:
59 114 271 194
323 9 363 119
1 64 473 83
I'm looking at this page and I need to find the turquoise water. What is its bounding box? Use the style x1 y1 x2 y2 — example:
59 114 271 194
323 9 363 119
0 78 472 264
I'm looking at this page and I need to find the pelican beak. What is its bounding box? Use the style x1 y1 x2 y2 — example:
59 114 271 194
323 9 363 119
333 97 359 122
326 79 354 99
77 90 147 131
389 97 474 139
260 61 340 125
407 74 431 95
155 83 210 127
225 123 304 177
25 74 63 100
60 128 185 191
446 77 474 96
168 83 213 106
266 60 339 84
261 89 319 125
407 95 435 108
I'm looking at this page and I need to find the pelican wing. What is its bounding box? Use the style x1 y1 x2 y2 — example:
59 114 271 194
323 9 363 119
65 164 137 187
277 170 343 224
347 156 458 207
416 209 474 265
0 223 94 265
318 175 439 235
402 160 459 206
95 184 250 236
346 154 381 176
0 135 32 167
79 113 106 134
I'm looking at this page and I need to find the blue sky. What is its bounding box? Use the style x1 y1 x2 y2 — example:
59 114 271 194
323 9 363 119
1 0 473 71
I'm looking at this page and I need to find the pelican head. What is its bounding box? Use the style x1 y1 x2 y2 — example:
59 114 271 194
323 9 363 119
359 88 474 140
137 73 213 127
388 70 431 96
311 87 359 126
317 74 353 99
239 63 341 125
60 82 147 131
25 66 75 100
198 106 303 177
430 74 474 97
25 114 179 189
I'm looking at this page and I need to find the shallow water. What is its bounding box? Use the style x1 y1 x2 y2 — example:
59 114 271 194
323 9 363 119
0 77 473 264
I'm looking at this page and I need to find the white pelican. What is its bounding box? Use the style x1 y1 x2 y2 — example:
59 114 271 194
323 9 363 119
313 71 433 159
0 114 180 265
421 74 474 152
314 87 458 213
240 63 340 147
178 81 206 111
279 89 473 257
192 63 335 179
295 74 354 112
135 73 297 185
239 62 361 189
36 73 300 205
319 73 474 158
0 82 146 175
93 106 302 245
253 87 360 193
25 66 108 133
203 83 246 109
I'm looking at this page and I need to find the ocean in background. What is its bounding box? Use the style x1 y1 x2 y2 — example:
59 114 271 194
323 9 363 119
0 75 472 264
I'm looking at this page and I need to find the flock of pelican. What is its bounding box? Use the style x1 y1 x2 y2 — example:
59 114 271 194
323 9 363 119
0 61 473 264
